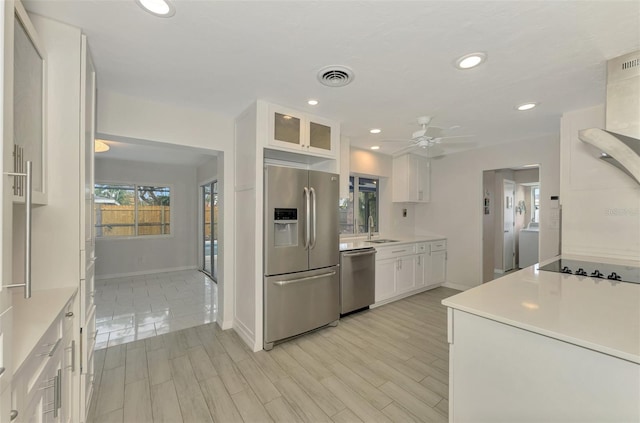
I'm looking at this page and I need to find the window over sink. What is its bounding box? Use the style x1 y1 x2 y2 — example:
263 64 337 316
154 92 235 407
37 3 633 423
339 176 379 235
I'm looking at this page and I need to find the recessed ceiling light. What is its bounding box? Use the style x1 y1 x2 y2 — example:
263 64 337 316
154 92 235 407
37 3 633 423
370 146 380 150
136 0 175 17
370 129 381 134
455 52 487 70
307 99 319 106
516 102 538 111
95 140 110 153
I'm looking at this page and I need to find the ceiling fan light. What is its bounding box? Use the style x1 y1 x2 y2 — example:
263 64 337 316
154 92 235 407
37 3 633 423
455 52 487 70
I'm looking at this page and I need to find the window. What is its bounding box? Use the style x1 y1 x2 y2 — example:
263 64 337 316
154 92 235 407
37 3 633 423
339 176 379 234
94 183 171 238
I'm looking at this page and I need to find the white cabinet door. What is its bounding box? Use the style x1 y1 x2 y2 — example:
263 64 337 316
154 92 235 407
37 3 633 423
428 250 447 286
375 257 396 303
392 154 430 203
396 255 416 294
307 115 338 157
415 253 426 288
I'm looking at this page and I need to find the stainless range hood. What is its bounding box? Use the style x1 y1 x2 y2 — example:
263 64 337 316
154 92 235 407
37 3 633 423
579 50 640 184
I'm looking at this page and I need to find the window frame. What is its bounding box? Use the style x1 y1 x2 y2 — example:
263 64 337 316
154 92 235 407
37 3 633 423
340 175 380 236
94 181 174 240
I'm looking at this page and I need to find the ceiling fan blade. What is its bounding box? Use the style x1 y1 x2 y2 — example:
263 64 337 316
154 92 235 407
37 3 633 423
424 126 444 138
437 141 477 148
392 144 418 156
380 139 415 143
427 146 446 158
434 135 474 141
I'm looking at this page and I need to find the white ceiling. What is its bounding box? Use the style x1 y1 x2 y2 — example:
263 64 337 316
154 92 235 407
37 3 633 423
94 137 217 166
25 1 640 158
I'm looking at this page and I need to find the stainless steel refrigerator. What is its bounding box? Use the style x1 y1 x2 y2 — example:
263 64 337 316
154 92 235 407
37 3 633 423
263 165 339 350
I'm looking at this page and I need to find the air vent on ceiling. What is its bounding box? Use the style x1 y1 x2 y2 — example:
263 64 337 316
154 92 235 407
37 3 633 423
622 58 639 70
317 65 354 87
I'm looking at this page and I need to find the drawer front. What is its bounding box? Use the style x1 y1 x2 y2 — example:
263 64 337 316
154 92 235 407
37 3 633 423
23 322 62 400
416 243 428 253
375 244 416 259
430 240 447 252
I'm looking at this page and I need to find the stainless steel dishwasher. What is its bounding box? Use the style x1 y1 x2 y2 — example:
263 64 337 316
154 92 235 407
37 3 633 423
340 248 376 314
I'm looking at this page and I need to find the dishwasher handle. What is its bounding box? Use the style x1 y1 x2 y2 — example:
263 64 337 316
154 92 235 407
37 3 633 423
342 250 376 258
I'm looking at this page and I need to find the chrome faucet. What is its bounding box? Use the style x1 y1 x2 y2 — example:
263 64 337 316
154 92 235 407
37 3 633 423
367 215 375 240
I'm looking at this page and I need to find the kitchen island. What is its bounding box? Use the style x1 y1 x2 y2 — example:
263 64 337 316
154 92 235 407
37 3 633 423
442 255 640 422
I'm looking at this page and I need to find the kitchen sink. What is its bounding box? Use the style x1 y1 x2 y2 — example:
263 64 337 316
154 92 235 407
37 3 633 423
366 239 399 244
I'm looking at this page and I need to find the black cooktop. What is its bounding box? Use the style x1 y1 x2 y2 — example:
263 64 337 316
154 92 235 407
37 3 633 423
539 259 640 284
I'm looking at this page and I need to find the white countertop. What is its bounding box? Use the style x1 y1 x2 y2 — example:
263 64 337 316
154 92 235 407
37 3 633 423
12 287 77 373
339 234 446 251
442 255 640 364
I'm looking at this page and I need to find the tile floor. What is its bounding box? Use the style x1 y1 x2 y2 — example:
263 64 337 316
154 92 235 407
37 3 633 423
95 270 217 349
87 287 457 423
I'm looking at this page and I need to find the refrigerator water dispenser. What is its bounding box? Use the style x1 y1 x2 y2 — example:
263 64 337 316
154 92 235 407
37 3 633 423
274 208 298 247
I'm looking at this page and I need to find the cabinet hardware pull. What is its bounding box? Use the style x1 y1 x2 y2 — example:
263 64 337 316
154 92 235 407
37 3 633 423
3 161 32 298
274 271 336 285
65 311 74 317
37 338 62 357
392 250 406 254
10 410 18 421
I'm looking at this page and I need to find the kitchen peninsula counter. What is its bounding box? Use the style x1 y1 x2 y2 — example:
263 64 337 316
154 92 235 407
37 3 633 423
443 254 640 363
443 255 640 421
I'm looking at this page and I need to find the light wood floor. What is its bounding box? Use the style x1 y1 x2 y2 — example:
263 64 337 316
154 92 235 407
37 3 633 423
87 287 458 423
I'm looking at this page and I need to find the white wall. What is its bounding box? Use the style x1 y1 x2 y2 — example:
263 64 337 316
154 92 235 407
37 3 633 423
97 89 235 328
94 158 198 278
560 105 640 260
415 135 561 290
349 148 415 237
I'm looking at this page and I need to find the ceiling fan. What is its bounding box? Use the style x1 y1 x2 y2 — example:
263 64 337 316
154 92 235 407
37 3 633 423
382 116 475 157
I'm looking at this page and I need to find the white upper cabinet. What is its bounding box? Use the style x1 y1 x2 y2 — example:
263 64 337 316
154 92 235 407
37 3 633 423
267 103 339 158
392 153 430 203
11 2 47 205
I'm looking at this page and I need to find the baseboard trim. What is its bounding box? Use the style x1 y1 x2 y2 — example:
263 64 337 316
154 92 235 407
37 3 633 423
96 265 198 280
442 282 472 291
493 268 504 274
371 284 443 309
233 319 256 351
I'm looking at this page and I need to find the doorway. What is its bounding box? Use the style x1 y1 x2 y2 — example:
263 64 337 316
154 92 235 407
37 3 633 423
482 166 540 283
202 180 218 281
503 179 516 272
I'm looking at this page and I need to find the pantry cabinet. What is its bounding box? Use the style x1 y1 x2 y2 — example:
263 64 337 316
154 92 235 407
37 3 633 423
267 103 339 158
392 153 430 203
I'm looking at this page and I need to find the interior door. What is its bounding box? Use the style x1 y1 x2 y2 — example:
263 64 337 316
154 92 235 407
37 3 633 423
264 166 309 276
503 179 515 271
308 170 339 270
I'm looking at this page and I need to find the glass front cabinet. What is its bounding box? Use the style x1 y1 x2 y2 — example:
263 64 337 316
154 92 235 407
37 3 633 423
12 2 48 205
268 104 338 158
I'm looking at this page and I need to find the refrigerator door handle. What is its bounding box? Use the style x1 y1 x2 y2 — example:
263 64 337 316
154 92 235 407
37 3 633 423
303 187 310 250
310 187 317 249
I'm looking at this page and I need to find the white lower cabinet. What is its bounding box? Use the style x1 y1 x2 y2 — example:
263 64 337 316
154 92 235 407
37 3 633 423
11 295 76 423
374 240 446 306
